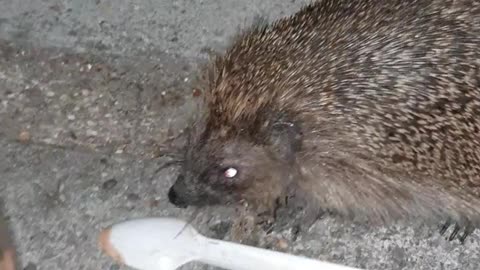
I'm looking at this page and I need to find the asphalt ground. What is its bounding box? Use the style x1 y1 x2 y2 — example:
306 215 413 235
0 1 479 269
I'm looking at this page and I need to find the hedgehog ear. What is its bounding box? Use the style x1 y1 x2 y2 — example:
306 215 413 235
268 120 303 162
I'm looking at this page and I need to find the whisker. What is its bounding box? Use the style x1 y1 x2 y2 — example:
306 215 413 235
174 207 201 239
152 144 183 158
152 160 184 177
153 151 183 160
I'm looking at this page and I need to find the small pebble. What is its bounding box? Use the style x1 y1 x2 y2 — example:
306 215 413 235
209 220 232 239
67 114 75 120
102 178 118 190
276 238 289 250
23 262 37 270
81 89 90 96
46 91 55 97
149 198 160 208
192 88 202 97
126 193 140 201
69 130 77 140
86 129 98 136
18 130 31 143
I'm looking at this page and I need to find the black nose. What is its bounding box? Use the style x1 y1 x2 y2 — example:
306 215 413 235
168 186 188 208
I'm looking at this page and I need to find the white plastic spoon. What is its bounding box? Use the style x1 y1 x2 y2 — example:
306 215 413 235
98 217 362 270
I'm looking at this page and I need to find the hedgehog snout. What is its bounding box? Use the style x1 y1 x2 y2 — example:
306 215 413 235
168 174 189 208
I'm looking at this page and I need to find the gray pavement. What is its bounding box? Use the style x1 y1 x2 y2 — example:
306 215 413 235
0 0 479 269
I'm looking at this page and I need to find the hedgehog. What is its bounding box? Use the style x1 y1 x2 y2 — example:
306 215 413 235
165 0 480 243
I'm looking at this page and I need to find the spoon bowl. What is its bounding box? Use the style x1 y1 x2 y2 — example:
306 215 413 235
99 218 203 270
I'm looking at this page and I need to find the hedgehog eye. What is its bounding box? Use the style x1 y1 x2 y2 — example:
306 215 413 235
223 167 238 179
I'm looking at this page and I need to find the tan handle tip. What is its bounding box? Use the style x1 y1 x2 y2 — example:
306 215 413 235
98 228 124 265
0 249 16 270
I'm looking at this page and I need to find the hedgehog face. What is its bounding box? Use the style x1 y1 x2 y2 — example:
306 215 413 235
168 121 303 211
